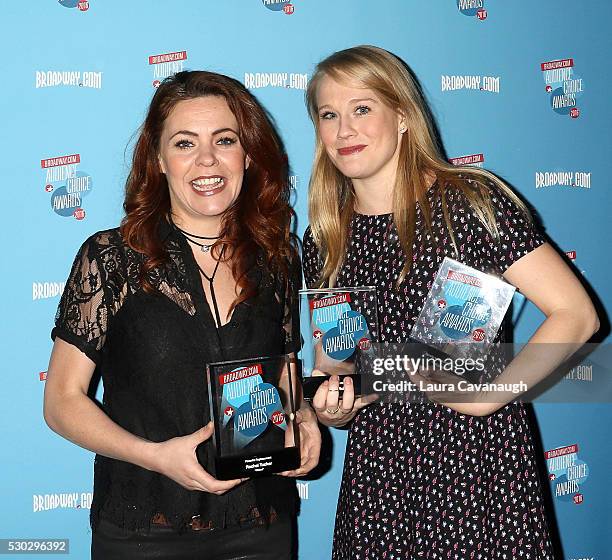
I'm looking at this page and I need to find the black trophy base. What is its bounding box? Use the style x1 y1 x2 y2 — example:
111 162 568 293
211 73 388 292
302 374 362 401
215 446 300 480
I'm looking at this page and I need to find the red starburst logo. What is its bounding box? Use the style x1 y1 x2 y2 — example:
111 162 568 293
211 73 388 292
573 493 584 505
78 1 89 11
358 337 371 350
271 411 285 425
45 184 54 193
74 208 86 220
570 107 580 119
283 3 294 14
472 329 485 342
224 406 234 417
477 8 487 20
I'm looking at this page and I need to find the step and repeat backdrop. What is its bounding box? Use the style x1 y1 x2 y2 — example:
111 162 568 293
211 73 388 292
2 1 610 559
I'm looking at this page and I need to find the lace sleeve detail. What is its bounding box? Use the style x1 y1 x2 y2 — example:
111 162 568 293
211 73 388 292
282 248 303 355
52 230 125 364
302 226 323 289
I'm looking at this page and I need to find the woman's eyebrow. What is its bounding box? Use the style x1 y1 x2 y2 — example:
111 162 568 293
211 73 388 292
168 127 239 140
317 97 378 111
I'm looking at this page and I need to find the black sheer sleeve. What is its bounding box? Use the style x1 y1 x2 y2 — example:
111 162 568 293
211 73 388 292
51 230 125 364
302 226 323 289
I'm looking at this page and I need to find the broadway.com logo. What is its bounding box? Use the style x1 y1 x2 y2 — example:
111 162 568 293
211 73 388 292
441 74 500 93
149 50 187 88
36 70 102 89
541 58 584 118
449 153 485 168
33 492 93 512
33 281 65 301
535 170 591 189
244 72 308 90
41 153 93 220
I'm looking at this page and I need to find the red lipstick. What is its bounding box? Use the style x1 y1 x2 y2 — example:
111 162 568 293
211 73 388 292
337 145 367 156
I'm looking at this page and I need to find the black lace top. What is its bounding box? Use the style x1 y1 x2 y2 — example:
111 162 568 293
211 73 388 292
51 219 301 532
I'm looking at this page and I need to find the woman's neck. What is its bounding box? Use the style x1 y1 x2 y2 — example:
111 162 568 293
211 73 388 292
352 176 394 215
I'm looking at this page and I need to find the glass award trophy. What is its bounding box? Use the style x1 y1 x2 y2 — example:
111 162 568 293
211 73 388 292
299 286 379 400
410 257 516 360
206 354 300 480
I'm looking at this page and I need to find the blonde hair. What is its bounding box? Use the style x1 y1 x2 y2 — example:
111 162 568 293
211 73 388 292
306 45 530 287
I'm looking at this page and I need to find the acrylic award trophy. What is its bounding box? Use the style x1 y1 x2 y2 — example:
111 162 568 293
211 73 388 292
299 287 379 400
206 354 300 480
410 257 516 361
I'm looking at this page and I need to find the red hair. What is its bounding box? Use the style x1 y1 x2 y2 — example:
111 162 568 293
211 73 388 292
121 71 295 309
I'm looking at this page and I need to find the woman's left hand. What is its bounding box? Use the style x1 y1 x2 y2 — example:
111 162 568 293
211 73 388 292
279 405 321 477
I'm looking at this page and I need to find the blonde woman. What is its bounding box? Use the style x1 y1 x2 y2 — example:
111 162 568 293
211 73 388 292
303 46 598 560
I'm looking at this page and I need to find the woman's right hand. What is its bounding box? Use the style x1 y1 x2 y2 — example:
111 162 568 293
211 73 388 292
311 373 378 427
149 422 245 494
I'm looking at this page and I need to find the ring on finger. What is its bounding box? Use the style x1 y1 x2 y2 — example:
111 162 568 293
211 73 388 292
327 388 339 392
326 406 340 414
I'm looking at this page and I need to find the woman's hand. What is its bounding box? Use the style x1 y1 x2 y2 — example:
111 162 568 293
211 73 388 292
312 374 378 427
280 405 322 477
149 422 245 494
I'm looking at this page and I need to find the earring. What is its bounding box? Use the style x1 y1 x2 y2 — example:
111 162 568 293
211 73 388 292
399 126 407 134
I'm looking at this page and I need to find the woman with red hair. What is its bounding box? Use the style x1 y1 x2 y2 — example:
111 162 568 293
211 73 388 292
43 71 320 559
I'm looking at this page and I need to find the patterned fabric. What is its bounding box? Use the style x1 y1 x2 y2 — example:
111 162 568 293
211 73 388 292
53 220 301 532
303 181 555 559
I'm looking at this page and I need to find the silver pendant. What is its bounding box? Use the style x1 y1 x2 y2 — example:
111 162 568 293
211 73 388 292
201 244 211 253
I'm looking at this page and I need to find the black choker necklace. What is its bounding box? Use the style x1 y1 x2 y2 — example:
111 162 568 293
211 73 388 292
172 222 221 253
173 224 220 240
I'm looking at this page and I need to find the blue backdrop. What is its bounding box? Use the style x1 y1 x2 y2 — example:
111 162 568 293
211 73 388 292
1 1 610 558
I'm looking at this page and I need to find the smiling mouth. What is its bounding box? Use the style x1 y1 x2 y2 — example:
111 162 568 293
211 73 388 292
191 176 225 195
337 145 367 156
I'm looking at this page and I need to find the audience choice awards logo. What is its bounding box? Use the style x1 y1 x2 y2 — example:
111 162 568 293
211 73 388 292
149 51 187 88
449 153 485 168
58 0 90 11
564 250 587 276
41 153 93 220
262 0 295 14
545 443 590 504
541 58 584 118
456 0 487 20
